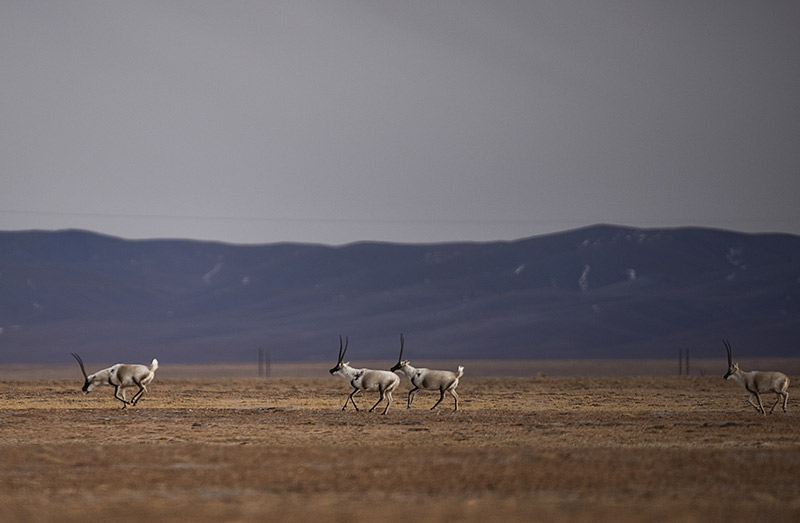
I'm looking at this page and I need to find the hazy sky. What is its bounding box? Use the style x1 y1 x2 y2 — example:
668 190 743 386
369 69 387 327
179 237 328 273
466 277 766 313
2 1 799 245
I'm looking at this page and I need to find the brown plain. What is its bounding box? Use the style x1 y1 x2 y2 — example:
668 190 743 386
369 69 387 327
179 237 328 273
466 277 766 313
1 360 799 522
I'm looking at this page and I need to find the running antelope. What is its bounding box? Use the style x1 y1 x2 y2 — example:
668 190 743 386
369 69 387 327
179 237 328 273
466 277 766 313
71 353 159 408
390 334 464 411
723 340 789 414
328 336 400 415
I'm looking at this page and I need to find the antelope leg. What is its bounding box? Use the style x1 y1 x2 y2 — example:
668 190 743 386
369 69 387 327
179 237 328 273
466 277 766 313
381 391 393 415
407 387 419 409
113 386 131 407
130 379 147 405
430 388 445 410
369 386 385 413
344 387 360 411
449 389 459 411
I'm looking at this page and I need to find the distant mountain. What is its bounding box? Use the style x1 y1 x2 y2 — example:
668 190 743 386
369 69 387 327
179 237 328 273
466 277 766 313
1 225 799 364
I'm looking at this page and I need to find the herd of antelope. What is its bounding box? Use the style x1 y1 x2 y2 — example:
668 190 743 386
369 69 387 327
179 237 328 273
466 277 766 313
67 333 464 414
328 333 463 414
69 338 789 416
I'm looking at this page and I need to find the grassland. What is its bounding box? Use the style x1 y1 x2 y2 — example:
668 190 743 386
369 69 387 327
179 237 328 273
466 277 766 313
1 361 799 522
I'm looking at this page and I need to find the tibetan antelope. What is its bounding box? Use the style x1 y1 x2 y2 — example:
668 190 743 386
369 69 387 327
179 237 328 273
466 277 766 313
328 335 400 415
390 333 464 411
723 340 789 414
71 353 159 408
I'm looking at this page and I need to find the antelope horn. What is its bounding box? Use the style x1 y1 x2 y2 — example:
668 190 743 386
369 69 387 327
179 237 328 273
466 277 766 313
342 336 349 360
397 333 405 363
723 340 732 366
70 352 88 380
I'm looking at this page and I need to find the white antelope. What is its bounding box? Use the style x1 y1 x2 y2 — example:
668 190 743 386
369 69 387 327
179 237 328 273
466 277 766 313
723 340 789 415
390 334 464 411
328 336 400 415
71 353 159 408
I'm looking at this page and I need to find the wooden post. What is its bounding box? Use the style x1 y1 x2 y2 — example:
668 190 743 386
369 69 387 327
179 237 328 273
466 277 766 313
685 349 690 376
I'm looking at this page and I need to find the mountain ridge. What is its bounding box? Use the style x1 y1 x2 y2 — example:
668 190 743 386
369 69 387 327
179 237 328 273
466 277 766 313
2 225 799 364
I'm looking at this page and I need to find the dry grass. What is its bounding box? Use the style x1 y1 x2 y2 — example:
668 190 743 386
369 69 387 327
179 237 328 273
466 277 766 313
1 369 799 522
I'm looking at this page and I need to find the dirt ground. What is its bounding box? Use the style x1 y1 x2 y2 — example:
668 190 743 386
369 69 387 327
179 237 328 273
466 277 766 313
1 370 799 522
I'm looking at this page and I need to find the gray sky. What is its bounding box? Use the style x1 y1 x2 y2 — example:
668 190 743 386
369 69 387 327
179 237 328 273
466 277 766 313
2 1 799 245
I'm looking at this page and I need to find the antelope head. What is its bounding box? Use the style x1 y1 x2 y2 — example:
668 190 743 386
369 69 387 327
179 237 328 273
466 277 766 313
390 333 408 373
71 353 99 393
329 335 349 375
723 340 740 379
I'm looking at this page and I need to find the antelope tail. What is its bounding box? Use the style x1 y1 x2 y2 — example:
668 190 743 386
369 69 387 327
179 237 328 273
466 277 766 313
456 366 464 379
150 359 159 371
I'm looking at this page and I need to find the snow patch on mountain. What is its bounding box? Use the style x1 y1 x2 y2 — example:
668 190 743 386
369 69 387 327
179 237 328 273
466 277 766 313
202 262 224 283
579 265 591 291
